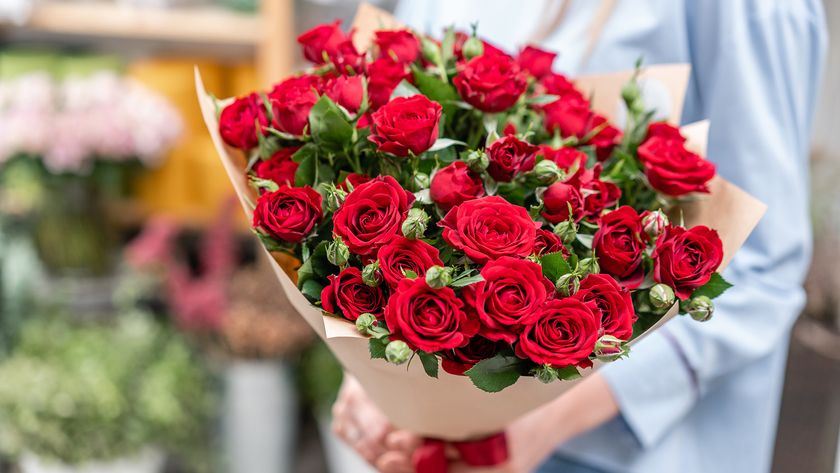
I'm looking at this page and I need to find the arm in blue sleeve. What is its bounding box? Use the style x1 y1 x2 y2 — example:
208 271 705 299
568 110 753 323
601 0 828 448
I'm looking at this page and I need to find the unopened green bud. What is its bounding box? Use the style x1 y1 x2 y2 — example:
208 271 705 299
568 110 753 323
413 172 430 191
362 261 382 287
420 37 441 64
355 312 377 335
533 159 562 185
533 365 559 384
579 257 600 275
594 335 626 362
649 283 676 310
688 296 714 322
385 340 412 365
465 149 489 172
556 273 580 297
553 219 577 245
641 210 669 239
462 36 484 60
323 185 347 213
326 237 349 267
621 80 641 106
425 265 453 289
401 208 430 239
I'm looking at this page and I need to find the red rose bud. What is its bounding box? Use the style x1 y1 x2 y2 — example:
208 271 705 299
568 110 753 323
593 206 647 289
638 136 716 196
323 75 365 115
463 257 554 344
378 236 443 288
441 336 502 376
645 122 686 142
486 135 539 183
687 295 714 322
430 161 485 212
516 298 600 368
268 75 321 136
453 53 528 113
252 185 322 244
516 45 557 78
641 209 669 238
541 182 584 224
534 228 568 257
652 225 723 299
366 57 410 109
580 178 621 219
297 20 347 65
253 147 299 188
321 266 387 321
439 196 540 264
374 30 421 64
385 277 479 353
594 335 627 362
219 93 268 150
369 95 442 157
333 176 415 257
385 340 413 364
575 273 636 341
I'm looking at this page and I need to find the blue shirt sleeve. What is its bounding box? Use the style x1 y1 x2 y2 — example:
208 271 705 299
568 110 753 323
601 0 828 448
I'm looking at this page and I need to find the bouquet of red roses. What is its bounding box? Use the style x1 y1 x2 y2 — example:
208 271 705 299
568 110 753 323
197 2 765 465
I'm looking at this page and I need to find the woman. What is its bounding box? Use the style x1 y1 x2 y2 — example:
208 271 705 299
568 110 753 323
332 1 828 471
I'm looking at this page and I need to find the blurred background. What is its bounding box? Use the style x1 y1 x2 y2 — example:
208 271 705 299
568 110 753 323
0 1 837 473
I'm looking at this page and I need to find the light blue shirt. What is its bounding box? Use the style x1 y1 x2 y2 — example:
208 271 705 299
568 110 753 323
395 1 828 472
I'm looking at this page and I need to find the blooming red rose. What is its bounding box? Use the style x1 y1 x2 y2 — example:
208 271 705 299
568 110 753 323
332 176 415 257
646 122 685 142
516 298 600 368
439 196 540 264
375 30 421 64
370 95 442 157
323 75 365 114
541 182 584 224
430 161 485 211
539 145 587 172
638 136 716 196
580 177 621 219
441 336 503 375
297 21 346 65
252 185 322 243
575 273 636 341
540 72 581 97
330 37 366 74
593 206 647 289
269 75 321 136
542 92 591 138
486 135 539 182
463 257 555 343
219 93 268 150
453 54 528 112
253 147 299 188
385 277 479 353
516 45 557 78
367 57 410 109
321 267 387 321
534 228 569 257
652 225 723 299
377 236 443 288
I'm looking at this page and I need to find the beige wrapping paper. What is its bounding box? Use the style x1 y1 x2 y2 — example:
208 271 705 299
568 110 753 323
195 5 766 440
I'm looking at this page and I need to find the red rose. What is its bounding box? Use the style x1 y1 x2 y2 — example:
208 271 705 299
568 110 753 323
374 30 421 64
575 273 636 341
297 21 346 65
377 236 443 288
539 145 587 171
385 277 479 353
440 196 540 264
646 122 685 142
324 75 365 115
370 95 442 157
337 173 371 191
367 57 410 109
253 147 299 188
585 113 621 161
516 45 557 78
453 54 527 112
430 161 485 211
332 176 415 257
638 136 716 196
652 225 723 299
441 336 503 375
516 298 600 368
502 122 517 136
534 228 569 257
486 136 539 182
321 267 387 321
219 93 268 150
541 182 584 224
330 36 365 74
269 75 321 136
542 93 591 138
463 257 555 343
593 206 647 289
252 185 322 243
580 177 621 219
540 72 580 96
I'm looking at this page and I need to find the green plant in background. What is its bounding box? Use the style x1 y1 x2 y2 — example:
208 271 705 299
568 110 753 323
0 311 215 467
296 340 344 417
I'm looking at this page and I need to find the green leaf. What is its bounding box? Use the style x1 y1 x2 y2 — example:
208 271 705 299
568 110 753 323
252 229 286 252
464 354 523 393
402 269 418 279
540 251 573 282
300 279 324 301
369 338 388 359
526 95 559 105
576 233 594 249
412 67 459 116
450 274 484 288
294 151 317 187
390 80 422 100
309 95 354 151
248 176 279 193
440 27 456 66
428 138 466 152
689 273 733 300
417 351 439 378
292 143 318 163
554 366 582 380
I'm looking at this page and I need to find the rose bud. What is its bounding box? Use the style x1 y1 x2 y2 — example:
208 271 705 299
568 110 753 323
465 149 489 172
401 208 430 240
594 335 627 362
688 295 714 322
556 273 580 297
430 161 485 212
578 256 600 276
252 186 323 244
369 95 443 157
533 159 562 185
297 20 346 65
534 228 569 257
541 182 583 224
420 36 441 64
462 35 484 60
621 79 642 112
453 53 528 113
649 283 676 310
355 312 377 335
219 93 268 150
425 265 453 289
641 209 669 238
374 30 421 64
385 340 413 364
362 261 382 287
322 183 347 213
253 147 299 189
327 237 350 267
323 75 365 115
553 219 577 244
413 172 431 191
486 135 539 183
533 364 561 384
367 57 411 109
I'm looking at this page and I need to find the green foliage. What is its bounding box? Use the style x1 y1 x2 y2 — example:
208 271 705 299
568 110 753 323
689 273 733 300
464 354 524 393
539 251 573 283
417 351 439 378
308 96 354 153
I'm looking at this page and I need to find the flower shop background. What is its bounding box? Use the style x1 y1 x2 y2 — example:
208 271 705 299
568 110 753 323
0 1 837 473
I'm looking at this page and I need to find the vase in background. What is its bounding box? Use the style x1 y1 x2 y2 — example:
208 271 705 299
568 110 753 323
19 449 164 473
